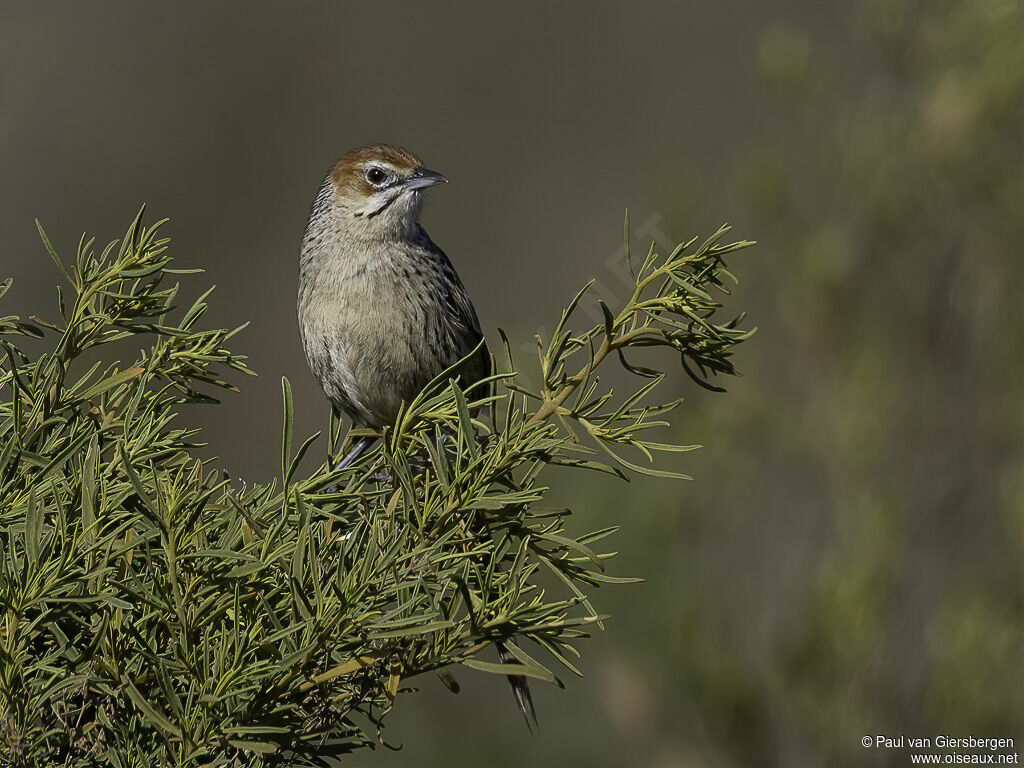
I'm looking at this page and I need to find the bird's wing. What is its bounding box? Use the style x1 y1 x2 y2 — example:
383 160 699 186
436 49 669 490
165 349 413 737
416 227 491 382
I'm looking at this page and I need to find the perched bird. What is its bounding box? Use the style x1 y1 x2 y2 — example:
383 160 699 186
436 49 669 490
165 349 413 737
298 144 489 463
297 143 535 728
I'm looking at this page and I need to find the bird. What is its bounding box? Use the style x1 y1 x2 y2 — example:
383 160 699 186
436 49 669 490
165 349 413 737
298 144 489 465
297 143 536 729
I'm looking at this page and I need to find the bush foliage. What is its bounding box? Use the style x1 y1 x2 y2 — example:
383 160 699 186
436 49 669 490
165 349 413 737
0 211 753 766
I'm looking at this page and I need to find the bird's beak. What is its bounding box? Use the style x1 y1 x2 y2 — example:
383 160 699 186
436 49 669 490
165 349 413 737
404 167 448 191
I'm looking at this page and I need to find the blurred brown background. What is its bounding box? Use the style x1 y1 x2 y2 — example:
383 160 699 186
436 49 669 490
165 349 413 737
2 1 1022 766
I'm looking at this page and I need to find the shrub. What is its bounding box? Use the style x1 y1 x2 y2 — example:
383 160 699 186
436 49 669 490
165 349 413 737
0 210 753 766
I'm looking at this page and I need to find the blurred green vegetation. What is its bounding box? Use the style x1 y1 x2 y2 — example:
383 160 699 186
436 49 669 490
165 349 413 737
601 1 1024 765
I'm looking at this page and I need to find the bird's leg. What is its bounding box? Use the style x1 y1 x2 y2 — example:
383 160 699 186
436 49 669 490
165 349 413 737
324 436 382 495
334 436 375 472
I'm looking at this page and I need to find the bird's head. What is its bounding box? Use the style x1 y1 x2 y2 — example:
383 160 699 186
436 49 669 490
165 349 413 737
326 144 447 239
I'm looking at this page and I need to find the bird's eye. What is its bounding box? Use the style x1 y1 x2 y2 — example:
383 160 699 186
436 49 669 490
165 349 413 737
365 167 388 186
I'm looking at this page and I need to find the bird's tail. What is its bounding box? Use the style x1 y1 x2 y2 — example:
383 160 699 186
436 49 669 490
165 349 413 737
496 641 537 732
